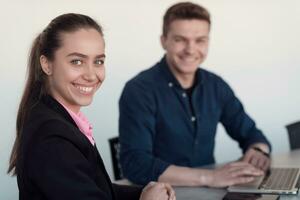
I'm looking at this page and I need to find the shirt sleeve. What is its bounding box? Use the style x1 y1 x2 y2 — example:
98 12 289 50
27 121 114 200
119 80 170 185
217 78 271 153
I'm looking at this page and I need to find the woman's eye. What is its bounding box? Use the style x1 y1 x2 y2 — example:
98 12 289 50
95 59 104 65
71 59 83 65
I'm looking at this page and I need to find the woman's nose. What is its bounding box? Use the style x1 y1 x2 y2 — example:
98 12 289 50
83 64 97 81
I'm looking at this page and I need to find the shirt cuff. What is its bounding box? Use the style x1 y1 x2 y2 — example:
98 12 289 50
152 158 171 181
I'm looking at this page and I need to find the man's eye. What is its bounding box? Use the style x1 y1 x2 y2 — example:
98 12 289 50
196 39 208 44
174 38 183 42
95 59 104 65
71 59 83 65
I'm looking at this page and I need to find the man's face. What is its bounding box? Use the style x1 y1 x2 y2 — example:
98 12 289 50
161 19 210 77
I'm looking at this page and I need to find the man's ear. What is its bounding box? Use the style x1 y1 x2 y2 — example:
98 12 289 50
160 35 167 50
40 55 52 75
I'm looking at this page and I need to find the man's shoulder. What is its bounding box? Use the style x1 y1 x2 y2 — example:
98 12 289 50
200 68 225 83
199 68 236 99
126 61 163 87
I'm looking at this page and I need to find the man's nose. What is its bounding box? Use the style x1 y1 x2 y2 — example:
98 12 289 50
184 41 196 54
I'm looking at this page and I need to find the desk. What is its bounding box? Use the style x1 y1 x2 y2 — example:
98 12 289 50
174 149 300 200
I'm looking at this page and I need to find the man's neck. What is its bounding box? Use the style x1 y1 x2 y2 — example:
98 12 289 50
175 73 195 89
165 57 198 89
168 66 196 89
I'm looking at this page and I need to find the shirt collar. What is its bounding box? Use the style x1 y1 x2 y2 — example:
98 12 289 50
44 96 95 146
60 103 95 146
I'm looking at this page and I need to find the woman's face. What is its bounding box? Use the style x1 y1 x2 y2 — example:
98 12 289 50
41 28 105 113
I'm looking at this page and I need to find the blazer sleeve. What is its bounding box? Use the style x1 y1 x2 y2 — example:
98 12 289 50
113 184 143 200
27 120 113 200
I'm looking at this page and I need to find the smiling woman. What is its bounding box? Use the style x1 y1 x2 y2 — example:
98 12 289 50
39 28 106 113
7 13 175 200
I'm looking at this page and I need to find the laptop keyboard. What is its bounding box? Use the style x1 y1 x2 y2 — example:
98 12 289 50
260 168 300 190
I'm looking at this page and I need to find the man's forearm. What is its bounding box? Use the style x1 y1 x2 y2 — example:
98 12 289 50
157 165 212 186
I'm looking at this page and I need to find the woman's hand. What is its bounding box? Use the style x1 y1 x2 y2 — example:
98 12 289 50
140 181 176 200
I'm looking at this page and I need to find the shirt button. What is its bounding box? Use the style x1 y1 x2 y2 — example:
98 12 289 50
182 93 187 98
191 116 196 122
168 82 173 87
194 140 199 145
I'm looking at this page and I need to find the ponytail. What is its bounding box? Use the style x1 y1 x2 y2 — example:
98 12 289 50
8 34 46 175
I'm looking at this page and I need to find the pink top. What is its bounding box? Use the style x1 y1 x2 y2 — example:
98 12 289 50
59 102 95 146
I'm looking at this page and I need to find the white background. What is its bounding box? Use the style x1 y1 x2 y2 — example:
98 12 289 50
0 0 299 199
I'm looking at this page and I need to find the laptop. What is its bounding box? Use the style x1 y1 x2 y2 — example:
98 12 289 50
228 167 300 195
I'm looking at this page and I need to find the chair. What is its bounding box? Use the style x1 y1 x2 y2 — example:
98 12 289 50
108 136 124 180
286 121 300 150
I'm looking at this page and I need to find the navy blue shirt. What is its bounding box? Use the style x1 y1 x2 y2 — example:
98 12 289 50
119 57 271 185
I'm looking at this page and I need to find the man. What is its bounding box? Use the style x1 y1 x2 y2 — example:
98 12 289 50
119 2 271 187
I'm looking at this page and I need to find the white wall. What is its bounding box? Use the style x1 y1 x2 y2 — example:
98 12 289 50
0 0 299 199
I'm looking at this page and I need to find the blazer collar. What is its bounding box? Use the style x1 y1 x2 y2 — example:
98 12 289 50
41 95 77 128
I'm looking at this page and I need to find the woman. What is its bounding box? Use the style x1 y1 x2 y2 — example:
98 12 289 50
7 13 175 200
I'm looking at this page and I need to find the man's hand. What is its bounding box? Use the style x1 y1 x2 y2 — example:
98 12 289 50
242 145 271 171
205 161 264 188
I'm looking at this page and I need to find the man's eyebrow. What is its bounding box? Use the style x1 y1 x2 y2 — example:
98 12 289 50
95 54 106 58
172 35 209 42
197 36 209 39
173 35 185 38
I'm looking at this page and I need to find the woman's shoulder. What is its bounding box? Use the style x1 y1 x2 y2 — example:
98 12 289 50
23 101 80 143
27 101 68 129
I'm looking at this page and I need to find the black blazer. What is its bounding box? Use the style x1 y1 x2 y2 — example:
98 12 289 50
16 95 142 200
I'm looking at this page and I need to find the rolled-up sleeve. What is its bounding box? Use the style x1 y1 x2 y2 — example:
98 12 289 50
119 80 170 185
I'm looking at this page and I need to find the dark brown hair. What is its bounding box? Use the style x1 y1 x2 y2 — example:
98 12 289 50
163 2 211 36
8 13 103 175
